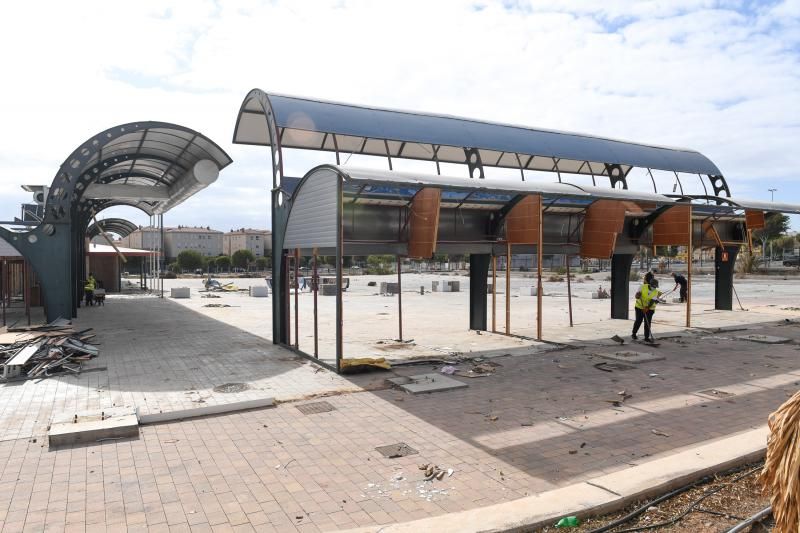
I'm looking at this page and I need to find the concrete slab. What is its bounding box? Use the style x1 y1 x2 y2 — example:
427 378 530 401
49 406 139 447
736 334 792 344
594 350 665 363
387 373 468 394
137 397 275 424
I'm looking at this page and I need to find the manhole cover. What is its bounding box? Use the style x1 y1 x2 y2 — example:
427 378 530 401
697 389 735 398
295 401 336 415
375 442 418 458
213 383 250 394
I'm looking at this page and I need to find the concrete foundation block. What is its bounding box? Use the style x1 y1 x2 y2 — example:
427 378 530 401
380 282 399 295
49 407 139 447
321 284 338 296
170 287 190 299
387 373 468 394
249 286 269 297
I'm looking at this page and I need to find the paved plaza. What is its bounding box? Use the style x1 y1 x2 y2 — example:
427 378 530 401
0 274 799 531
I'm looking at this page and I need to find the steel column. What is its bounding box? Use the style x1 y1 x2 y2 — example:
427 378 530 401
536 200 544 340
566 255 573 327
397 256 403 341
714 246 740 310
505 242 511 335
686 207 692 328
469 254 490 331
294 248 299 349
492 255 497 332
313 250 319 358
610 254 634 319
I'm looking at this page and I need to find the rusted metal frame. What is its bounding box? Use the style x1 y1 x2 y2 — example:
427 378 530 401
686 206 692 327
335 176 344 373
566 254 573 327
536 197 544 340
491 255 497 333
294 248 300 349
397 256 403 341
505 240 511 335
285 250 291 346
312 250 318 358
454 190 478 210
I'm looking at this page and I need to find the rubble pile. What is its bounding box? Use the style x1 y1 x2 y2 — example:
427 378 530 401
0 318 99 380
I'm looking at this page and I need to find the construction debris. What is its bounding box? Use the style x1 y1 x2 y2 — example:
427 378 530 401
760 390 800 532
418 463 453 481
1 319 99 380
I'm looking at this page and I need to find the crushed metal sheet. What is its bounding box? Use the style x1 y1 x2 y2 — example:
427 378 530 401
736 334 792 345
594 350 665 364
697 388 735 398
212 382 250 394
295 401 336 415
594 362 636 372
387 373 468 394
375 442 418 458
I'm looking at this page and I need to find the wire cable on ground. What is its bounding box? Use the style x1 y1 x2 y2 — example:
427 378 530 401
586 465 762 533
724 506 772 533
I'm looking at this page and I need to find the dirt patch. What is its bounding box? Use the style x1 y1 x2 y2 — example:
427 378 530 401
538 462 771 532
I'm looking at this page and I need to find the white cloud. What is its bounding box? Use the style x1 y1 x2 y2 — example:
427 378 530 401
0 0 798 231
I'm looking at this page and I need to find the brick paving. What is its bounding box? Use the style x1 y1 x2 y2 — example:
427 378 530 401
0 294 799 531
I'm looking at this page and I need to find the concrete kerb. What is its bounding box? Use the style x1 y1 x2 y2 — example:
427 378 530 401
338 426 768 533
136 397 276 425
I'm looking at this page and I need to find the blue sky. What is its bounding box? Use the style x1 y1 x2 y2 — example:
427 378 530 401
0 0 798 232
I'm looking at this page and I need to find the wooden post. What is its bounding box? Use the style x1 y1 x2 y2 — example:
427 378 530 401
294 248 299 349
313 250 318 358
505 241 511 335
491 255 497 333
397 256 403 341
565 254 573 327
686 206 692 328
537 198 544 340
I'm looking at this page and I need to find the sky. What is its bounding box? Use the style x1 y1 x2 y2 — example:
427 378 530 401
0 0 798 232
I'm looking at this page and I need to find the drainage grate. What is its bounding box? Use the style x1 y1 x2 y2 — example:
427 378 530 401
295 401 336 415
213 383 250 394
697 389 734 398
375 442 418 458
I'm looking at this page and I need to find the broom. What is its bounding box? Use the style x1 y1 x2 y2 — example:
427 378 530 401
759 389 800 532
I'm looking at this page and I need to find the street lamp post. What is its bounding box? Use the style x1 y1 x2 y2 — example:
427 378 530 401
769 188 777 202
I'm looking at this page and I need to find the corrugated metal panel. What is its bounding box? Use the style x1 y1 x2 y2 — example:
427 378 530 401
0 236 22 258
284 168 339 249
653 205 692 246
580 200 628 259
505 195 542 245
408 188 441 259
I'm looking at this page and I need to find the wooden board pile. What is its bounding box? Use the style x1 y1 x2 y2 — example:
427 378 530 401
0 318 99 380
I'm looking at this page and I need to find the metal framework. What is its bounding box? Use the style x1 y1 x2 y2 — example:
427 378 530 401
86 218 139 240
233 90 800 372
0 122 231 320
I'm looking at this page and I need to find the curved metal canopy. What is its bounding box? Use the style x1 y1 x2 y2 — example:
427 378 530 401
87 218 139 239
234 90 723 183
46 121 232 223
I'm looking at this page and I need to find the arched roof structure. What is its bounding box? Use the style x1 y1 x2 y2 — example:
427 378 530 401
233 89 729 196
0 121 232 321
87 218 139 239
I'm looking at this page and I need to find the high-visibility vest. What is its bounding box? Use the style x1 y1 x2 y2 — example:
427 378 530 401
84 277 96 291
635 283 657 310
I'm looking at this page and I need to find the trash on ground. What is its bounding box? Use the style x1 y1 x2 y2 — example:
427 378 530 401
555 515 580 527
651 429 670 437
1 319 99 380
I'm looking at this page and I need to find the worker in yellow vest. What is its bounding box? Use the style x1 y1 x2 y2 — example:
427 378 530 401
84 273 97 307
632 272 661 342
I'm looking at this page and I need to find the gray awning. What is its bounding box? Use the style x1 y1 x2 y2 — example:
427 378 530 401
234 91 722 177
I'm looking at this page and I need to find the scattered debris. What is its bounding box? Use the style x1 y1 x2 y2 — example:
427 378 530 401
212 382 250 393
652 429 671 437
610 335 625 345
340 357 391 373
593 362 636 372
418 463 452 481
202 303 235 308
1 319 99 380
201 294 221 299
440 365 456 375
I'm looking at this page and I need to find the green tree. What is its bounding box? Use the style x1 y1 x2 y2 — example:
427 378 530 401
753 213 791 260
177 250 204 272
206 257 217 273
216 255 231 273
255 257 268 271
366 255 394 275
168 262 179 273
232 249 256 270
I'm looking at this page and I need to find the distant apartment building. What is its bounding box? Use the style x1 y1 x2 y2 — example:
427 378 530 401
164 226 223 260
120 226 163 251
223 228 271 258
